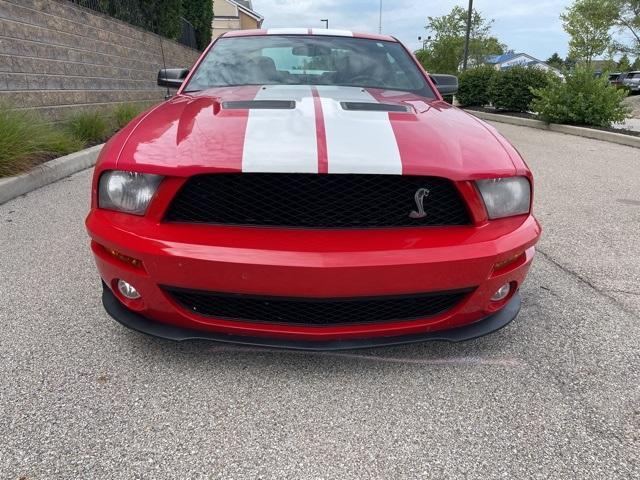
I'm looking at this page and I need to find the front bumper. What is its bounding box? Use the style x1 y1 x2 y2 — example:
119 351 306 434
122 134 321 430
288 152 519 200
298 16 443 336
102 281 522 350
86 211 540 345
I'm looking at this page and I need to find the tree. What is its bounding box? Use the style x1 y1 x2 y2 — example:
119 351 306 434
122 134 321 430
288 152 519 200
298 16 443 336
141 0 183 40
415 6 505 74
600 45 620 71
564 56 578 70
561 0 618 66
618 53 633 70
633 56 640 69
183 0 213 49
546 52 565 69
613 0 640 56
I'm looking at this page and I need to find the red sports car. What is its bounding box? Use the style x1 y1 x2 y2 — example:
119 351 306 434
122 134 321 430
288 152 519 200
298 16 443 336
86 29 541 349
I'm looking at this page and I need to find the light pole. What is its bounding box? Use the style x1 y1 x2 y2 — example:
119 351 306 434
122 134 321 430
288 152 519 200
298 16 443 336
378 0 383 34
462 0 473 70
418 35 431 51
321 19 329 29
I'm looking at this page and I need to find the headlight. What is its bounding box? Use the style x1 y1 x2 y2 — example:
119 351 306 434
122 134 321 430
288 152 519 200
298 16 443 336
98 170 163 215
476 177 531 219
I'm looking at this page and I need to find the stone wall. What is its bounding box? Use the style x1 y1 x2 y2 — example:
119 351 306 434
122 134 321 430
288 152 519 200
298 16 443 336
0 0 201 120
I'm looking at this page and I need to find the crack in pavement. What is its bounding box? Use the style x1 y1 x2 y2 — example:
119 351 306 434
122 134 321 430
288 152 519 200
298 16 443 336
603 289 640 297
537 247 640 320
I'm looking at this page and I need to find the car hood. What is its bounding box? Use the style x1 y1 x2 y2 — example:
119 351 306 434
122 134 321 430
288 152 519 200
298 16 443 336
117 85 518 179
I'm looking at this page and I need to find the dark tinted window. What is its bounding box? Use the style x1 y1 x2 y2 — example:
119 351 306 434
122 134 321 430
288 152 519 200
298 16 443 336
185 35 434 97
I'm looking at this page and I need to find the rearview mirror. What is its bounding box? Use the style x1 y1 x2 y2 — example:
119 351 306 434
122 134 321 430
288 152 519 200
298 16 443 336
158 68 190 88
292 45 331 56
430 74 458 96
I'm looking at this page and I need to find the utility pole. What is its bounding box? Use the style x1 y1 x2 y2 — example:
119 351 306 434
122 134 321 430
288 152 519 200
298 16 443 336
462 0 473 70
378 0 383 34
321 19 329 29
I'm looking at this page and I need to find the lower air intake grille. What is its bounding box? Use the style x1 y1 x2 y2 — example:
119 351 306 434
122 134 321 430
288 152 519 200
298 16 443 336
163 287 472 326
163 173 471 228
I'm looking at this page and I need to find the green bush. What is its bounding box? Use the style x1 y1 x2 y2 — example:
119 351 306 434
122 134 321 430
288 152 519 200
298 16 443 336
65 111 110 144
531 66 630 127
0 104 83 177
457 65 496 107
488 66 553 112
113 103 143 129
71 0 212 49
183 0 214 49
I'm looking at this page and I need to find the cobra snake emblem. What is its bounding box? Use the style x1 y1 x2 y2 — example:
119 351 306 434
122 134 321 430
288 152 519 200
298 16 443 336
409 188 430 219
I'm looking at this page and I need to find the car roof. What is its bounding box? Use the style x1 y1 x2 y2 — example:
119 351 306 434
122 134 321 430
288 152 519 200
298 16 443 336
221 28 397 42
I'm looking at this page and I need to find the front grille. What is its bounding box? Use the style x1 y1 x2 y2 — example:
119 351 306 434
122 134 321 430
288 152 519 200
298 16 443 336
164 174 471 228
163 287 472 326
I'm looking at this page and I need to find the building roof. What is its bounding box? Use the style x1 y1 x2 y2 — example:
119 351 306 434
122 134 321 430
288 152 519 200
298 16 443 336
227 0 263 22
484 52 563 75
485 52 541 65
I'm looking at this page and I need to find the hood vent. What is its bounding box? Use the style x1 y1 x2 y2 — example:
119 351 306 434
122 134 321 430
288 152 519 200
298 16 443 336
222 100 296 110
341 102 411 113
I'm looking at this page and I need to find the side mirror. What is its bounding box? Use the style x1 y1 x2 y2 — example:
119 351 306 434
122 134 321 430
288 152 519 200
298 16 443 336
430 74 458 96
158 68 190 88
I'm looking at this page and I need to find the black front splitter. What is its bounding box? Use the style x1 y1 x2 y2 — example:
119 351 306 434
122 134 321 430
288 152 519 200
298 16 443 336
102 283 521 351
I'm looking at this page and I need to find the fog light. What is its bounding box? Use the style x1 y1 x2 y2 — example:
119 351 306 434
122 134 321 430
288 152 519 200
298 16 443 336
117 279 141 300
491 283 511 302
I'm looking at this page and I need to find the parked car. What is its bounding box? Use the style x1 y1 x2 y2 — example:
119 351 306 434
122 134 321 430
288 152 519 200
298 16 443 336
608 72 627 88
622 71 640 92
86 29 541 349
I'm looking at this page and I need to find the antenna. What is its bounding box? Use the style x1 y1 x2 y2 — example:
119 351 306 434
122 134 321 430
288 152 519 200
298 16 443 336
159 34 171 100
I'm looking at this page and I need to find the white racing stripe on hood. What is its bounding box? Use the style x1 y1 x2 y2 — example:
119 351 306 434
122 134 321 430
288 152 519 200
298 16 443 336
242 85 318 173
311 29 353 37
316 86 403 175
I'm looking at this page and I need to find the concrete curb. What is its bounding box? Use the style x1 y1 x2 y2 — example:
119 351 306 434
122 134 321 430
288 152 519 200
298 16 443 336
466 110 640 149
0 144 103 206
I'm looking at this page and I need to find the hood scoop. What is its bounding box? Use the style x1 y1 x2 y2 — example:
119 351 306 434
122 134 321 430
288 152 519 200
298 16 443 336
341 102 411 113
222 100 296 110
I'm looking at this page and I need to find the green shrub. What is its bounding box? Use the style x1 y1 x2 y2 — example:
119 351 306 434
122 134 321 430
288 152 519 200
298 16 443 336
0 104 83 177
488 66 553 112
113 103 143 129
442 94 454 104
65 111 110 143
456 65 497 107
183 0 214 49
531 66 630 127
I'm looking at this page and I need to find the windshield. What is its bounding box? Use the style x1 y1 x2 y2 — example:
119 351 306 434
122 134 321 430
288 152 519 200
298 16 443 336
185 35 434 97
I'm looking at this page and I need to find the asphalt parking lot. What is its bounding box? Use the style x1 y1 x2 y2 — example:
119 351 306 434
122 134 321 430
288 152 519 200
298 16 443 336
1 122 638 479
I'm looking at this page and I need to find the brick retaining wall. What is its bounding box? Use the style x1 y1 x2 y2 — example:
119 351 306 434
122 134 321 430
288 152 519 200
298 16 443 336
0 0 201 120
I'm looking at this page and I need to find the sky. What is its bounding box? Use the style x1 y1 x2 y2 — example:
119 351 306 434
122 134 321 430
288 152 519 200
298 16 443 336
252 0 575 61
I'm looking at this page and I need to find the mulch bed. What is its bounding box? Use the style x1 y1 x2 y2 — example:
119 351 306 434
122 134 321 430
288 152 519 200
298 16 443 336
464 106 640 138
